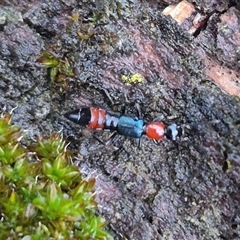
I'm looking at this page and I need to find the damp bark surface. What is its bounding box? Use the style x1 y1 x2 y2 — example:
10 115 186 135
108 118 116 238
0 1 240 239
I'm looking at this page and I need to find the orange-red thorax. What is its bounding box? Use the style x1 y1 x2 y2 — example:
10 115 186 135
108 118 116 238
145 122 165 140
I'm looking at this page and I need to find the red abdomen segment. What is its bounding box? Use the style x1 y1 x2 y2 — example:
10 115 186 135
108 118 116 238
87 107 106 129
145 122 165 140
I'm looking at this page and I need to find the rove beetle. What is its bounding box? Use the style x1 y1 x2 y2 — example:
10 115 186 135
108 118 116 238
64 107 182 142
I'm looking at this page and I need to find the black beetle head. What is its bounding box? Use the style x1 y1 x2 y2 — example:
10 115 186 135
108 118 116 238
165 124 182 141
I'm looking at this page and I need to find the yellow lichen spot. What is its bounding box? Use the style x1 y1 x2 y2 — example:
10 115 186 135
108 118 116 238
130 73 143 84
226 160 232 170
121 75 128 82
121 73 143 85
71 13 79 22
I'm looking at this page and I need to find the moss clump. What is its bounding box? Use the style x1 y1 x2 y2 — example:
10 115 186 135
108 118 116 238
37 51 74 91
0 113 113 240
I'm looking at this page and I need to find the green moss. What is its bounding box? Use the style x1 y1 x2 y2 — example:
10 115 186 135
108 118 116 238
0 113 113 240
37 51 74 91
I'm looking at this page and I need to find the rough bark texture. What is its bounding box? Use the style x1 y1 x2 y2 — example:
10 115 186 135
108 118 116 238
0 1 240 239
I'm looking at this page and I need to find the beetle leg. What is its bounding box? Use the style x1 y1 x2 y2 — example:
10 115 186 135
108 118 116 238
92 134 105 145
137 138 142 149
135 103 142 119
120 105 126 115
92 131 118 147
105 131 118 146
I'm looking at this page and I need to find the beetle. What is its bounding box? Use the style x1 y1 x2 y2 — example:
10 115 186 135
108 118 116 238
64 107 182 141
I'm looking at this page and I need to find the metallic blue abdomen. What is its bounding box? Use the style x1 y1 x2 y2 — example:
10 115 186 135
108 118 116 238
117 116 144 138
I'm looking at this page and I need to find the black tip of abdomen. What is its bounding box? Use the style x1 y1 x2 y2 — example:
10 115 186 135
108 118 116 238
64 110 80 123
64 108 91 126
